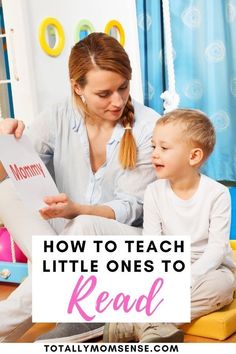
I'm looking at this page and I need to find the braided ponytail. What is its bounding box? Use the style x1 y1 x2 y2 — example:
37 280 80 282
119 96 137 169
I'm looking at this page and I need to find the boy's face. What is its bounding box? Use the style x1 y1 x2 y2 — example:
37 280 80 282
151 122 193 180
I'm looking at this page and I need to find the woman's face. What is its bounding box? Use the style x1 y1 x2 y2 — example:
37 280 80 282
76 68 130 123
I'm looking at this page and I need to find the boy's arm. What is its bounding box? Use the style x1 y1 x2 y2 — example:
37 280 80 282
143 184 162 235
191 188 232 287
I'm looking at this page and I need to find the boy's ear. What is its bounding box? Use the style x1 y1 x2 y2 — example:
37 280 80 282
70 79 82 96
189 148 204 166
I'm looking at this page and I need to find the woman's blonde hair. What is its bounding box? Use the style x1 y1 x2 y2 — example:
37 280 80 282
69 32 136 169
156 108 216 161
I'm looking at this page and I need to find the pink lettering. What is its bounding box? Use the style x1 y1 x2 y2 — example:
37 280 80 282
96 291 112 313
67 275 96 321
9 163 45 180
68 275 164 320
37 163 45 178
135 278 164 315
113 293 136 312
9 164 22 180
19 167 27 179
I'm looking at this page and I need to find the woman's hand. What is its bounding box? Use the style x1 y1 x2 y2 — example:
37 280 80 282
39 194 115 220
0 118 25 138
39 193 79 220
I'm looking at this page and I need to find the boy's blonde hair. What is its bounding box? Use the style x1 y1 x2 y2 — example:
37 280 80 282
156 108 216 161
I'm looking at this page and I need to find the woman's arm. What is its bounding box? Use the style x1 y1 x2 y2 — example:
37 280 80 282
39 103 158 223
39 193 115 219
39 119 157 223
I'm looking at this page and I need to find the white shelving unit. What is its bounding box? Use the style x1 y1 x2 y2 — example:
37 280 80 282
0 2 28 283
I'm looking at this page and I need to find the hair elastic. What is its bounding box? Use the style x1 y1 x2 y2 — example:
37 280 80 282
124 126 132 130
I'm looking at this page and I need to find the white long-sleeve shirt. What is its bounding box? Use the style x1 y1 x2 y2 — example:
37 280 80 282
143 175 236 285
27 97 159 226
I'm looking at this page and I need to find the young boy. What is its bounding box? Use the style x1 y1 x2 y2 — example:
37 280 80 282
103 108 236 343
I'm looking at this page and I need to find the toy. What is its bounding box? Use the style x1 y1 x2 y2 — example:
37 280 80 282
0 227 27 263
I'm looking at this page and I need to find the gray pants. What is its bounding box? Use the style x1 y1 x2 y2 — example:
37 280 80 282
191 265 235 320
0 179 235 341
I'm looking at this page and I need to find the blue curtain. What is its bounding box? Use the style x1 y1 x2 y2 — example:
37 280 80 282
136 0 165 114
136 0 236 182
0 6 14 117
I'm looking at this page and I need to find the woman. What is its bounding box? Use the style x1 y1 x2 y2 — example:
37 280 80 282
0 32 159 342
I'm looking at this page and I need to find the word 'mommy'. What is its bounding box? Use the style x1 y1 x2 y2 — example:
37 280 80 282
9 163 45 180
